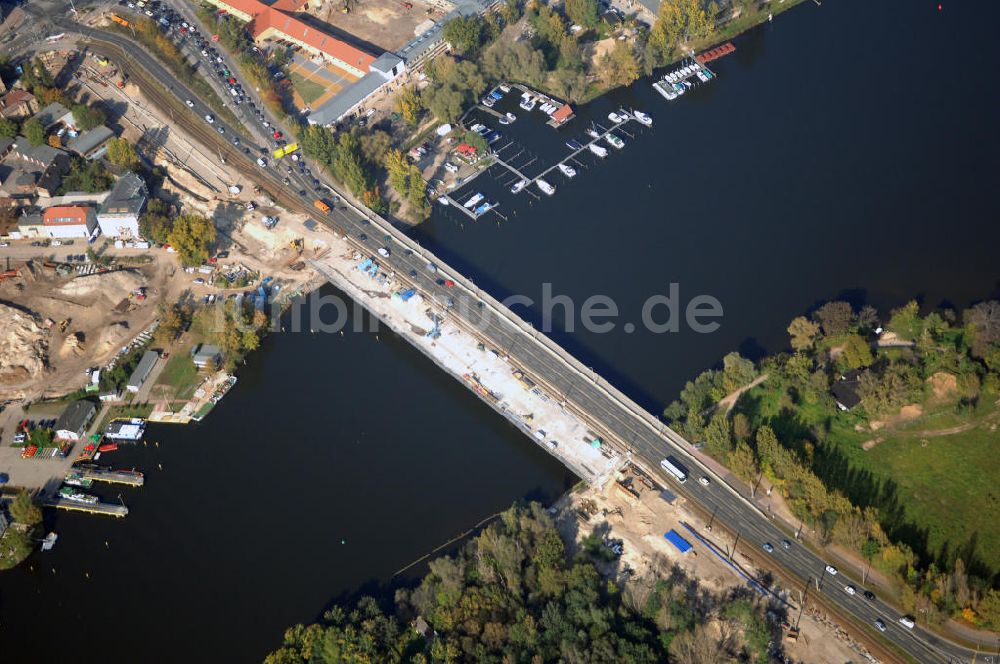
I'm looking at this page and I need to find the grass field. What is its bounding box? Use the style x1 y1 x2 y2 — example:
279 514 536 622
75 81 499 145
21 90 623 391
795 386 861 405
151 352 202 402
288 70 327 107
742 374 1000 573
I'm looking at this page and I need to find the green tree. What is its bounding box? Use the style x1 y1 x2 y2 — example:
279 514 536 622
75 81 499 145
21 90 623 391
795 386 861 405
704 411 732 457
815 300 854 337
106 137 140 171
0 117 18 138
167 214 216 266
71 104 107 131
787 316 820 351
10 490 42 525
565 0 599 28
23 117 45 146
395 86 423 126
442 16 483 56
598 41 639 89
838 333 874 370
140 198 173 244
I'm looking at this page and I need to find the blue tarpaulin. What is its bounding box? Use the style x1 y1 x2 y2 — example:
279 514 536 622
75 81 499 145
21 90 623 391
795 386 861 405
399 289 416 302
664 530 692 554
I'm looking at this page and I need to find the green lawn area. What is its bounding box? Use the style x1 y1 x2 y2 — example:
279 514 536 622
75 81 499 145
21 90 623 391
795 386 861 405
865 424 1000 571
288 70 327 106
151 352 202 402
740 376 1000 573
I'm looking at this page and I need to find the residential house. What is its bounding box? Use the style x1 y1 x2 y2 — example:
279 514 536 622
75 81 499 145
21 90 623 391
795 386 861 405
832 369 862 411
33 102 73 130
126 350 159 393
191 344 223 370
0 89 40 120
97 172 147 239
42 205 98 239
15 209 43 237
0 137 69 199
54 400 97 441
67 125 114 160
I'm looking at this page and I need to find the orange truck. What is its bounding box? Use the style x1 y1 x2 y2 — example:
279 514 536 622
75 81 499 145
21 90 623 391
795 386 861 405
313 199 330 213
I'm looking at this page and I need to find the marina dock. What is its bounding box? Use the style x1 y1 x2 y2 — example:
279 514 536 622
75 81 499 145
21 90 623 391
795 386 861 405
44 498 129 518
76 467 144 487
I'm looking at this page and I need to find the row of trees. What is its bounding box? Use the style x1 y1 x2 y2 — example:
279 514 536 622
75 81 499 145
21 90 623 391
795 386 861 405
664 298 1000 630
300 125 390 214
265 503 782 663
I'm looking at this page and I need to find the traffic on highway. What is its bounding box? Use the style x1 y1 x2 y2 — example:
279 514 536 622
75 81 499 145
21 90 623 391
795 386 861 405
30 8 992 662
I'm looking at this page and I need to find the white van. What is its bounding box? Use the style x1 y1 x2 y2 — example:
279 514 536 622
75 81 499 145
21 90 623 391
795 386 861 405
898 616 915 629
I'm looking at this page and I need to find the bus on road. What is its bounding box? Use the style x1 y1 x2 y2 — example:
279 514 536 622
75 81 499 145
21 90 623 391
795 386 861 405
660 456 688 483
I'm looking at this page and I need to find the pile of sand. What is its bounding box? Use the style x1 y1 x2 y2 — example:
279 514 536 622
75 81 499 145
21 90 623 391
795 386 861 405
0 303 48 384
56 270 145 303
97 321 131 354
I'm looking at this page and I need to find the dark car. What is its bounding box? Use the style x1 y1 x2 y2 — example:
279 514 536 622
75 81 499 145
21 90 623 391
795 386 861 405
863 590 876 601
358 233 368 242
298 190 306 197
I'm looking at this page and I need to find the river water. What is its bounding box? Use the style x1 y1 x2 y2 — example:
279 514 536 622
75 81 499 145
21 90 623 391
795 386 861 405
2 0 999 661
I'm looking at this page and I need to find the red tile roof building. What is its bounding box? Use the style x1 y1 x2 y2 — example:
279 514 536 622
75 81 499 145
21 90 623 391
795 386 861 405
203 0 376 77
42 205 98 238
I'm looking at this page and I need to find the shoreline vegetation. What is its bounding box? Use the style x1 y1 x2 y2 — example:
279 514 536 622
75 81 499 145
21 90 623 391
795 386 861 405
662 297 1000 634
293 0 808 223
265 503 780 663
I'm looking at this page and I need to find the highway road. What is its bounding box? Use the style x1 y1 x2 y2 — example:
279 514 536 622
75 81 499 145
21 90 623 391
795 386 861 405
21 9 1000 662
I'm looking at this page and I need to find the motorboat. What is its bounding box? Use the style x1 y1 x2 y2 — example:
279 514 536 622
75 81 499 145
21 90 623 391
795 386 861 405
510 179 528 194
608 111 625 123
566 139 583 150
585 128 601 139
464 193 484 208
557 163 576 178
588 143 608 158
605 133 625 149
536 179 556 195
632 110 652 126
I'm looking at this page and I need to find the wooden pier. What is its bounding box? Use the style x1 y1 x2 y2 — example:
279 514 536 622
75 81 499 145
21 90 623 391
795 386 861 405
77 467 145 487
44 498 129 518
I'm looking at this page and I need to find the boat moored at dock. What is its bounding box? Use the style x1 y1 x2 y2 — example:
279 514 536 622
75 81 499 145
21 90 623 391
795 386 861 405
566 139 583 150
605 133 625 150
510 179 528 194
104 417 146 442
632 110 652 126
557 163 576 178
608 112 625 123
588 143 608 158
59 486 99 505
536 179 556 196
585 128 600 139
463 193 485 209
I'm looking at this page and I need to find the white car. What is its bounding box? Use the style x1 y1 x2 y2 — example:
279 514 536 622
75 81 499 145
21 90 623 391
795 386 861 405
192 278 205 285
698 476 710 486
898 616 915 629
444 162 458 174
185 99 194 107
825 565 838 576
377 247 390 257
204 114 214 124
256 158 267 167
844 585 856 596
874 619 886 632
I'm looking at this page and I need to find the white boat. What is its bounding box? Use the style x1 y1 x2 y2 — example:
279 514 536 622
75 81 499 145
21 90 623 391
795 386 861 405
605 133 625 149
588 143 608 158
499 116 510 125
463 193 484 209
510 179 528 194
41 532 58 551
585 128 601 139
632 110 652 126
437 196 450 205
505 112 517 122
557 163 576 178
519 98 536 111
499 84 511 93
608 112 625 123
536 179 556 195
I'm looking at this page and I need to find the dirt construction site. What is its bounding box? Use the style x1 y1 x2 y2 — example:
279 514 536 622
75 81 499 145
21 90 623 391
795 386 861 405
552 469 881 664
300 0 448 52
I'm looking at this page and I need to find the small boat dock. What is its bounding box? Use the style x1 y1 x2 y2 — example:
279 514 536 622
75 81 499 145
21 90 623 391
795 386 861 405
43 497 129 518
75 466 145 487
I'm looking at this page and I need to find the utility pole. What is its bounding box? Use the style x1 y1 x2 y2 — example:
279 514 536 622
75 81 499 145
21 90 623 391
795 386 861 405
796 579 809 630
706 504 717 532
728 530 740 560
